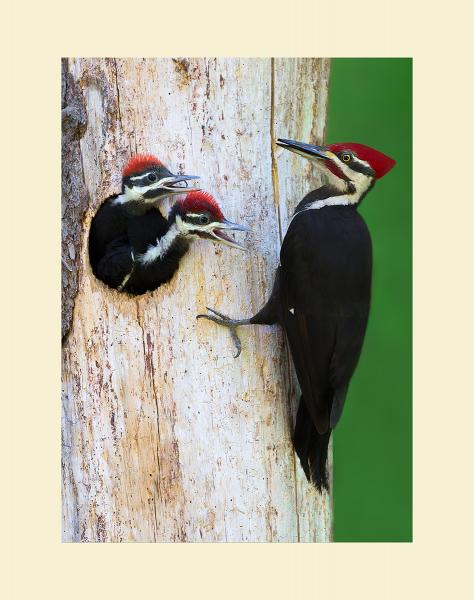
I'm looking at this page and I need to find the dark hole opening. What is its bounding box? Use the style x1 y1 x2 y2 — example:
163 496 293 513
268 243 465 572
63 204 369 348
88 196 185 296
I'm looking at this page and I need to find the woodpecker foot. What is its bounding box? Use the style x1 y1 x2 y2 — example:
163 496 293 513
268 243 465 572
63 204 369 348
196 307 251 358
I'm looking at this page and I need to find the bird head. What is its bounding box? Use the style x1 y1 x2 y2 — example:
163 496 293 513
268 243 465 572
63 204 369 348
277 139 396 203
171 191 250 250
119 154 200 204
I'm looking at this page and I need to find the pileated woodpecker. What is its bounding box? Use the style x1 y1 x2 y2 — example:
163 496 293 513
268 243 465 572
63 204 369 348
123 190 249 295
89 154 200 289
198 139 396 491
91 188 248 295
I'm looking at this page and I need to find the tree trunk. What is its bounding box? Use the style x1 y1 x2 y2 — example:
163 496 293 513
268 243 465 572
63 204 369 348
61 57 332 542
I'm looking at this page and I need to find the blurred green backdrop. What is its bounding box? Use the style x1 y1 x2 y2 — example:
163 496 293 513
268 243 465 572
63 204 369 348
326 58 412 542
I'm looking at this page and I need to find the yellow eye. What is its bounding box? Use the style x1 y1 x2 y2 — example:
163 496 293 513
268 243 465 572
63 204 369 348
341 153 351 163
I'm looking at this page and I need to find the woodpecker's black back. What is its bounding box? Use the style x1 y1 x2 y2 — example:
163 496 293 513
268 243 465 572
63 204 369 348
123 204 196 294
124 236 190 295
129 209 168 249
249 189 372 490
282 204 371 488
89 197 170 292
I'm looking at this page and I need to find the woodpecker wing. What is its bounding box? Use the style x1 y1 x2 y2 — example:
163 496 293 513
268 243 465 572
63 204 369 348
90 199 170 260
89 198 170 292
279 207 372 433
95 236 135 291
89 197 129 271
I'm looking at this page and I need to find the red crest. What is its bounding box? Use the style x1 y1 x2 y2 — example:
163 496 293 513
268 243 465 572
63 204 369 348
327 143 396 179
179 191 224 221
123 154 162 178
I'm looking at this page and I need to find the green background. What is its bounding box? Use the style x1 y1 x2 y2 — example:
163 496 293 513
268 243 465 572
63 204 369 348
326 58 412 542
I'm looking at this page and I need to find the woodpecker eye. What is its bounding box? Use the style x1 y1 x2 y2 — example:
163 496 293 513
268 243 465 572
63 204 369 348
147 173 157 182
199 215 210 225
341 153 352 163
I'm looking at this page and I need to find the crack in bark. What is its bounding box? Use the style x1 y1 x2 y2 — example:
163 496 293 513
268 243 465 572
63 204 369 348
270 58 301 542
270 58 283 242
113 58 124 132
135 299 163 541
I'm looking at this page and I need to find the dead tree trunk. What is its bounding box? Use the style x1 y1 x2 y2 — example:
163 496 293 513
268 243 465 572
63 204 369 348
62 57 332 542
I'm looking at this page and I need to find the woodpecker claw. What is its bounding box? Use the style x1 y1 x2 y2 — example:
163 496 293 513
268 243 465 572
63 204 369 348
205 306 230 319
229 329 242 358
196 307 247 358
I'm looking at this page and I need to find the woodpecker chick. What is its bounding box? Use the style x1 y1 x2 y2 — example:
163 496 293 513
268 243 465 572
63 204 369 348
89 153 200 289
113 190 250 296
119 154 200 206
198 139 395 491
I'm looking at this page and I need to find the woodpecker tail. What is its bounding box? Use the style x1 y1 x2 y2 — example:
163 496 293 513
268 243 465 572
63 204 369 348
293 398 331 492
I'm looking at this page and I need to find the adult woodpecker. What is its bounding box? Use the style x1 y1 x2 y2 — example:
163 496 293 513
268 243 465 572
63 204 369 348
97 190 249 295
198 139 396 491
89 153 200 289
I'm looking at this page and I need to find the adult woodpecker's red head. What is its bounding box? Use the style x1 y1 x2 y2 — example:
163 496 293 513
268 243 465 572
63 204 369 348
118 154 200 204
171 191 250 250
277 139 396 204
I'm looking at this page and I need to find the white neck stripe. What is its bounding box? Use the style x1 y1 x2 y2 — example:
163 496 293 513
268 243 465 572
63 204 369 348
306 196 352 209
289 196 351 226
138 224 181 265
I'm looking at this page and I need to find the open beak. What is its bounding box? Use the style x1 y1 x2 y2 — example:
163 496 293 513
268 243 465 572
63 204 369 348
159 174 201 194
204 219 250 251
276 138 335 162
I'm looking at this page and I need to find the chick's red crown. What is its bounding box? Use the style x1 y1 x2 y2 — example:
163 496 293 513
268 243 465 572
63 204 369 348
179 191 224 222
123 154 163 178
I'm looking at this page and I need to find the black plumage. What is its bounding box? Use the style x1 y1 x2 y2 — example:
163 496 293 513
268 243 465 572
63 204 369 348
89 197 170 292
124 220 190 296
247 193 371 489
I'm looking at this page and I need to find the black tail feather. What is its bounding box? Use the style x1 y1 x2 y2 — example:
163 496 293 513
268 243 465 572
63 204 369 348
293 398 331 492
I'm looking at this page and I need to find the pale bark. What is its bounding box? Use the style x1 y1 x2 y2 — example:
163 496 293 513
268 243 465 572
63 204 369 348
62 57 332 542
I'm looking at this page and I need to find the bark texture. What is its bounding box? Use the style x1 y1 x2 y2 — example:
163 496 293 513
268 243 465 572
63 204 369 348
61 58 89 340
62 57 332 542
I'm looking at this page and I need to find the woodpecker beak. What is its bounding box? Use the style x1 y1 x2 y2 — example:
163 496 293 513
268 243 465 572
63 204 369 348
277 138 336 162
159 174 201 193
200 219 250 251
